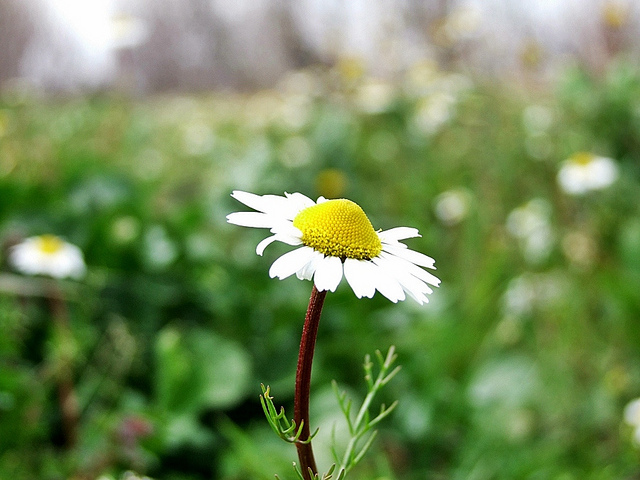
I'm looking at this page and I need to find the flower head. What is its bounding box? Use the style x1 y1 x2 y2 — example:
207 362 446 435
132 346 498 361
226 191 440 304
557 152 619 195
624 398 640 444
9 235 86 279
506 198 555 265
433 188 471 226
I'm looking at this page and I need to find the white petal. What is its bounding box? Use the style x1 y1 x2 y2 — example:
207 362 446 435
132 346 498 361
230 190 268 210
276 234 303 246
230 190 313 223
256 235 278 256
231 191 291 214
269 247 316 280
284 192 316 214
371 266 405 303
352 259 405 302
379 251 440 287
343 258 376 298
382 244 436 269
226 212 278 228
624 399 640 426
378 227 421 243
56 245 86 279
9 244 29 268
256 233 302 256
404 262 441 287
296 250 323 280
590 158 618 189
557 166 587 195
270 223 303 238
405 290 428 305
313 255 343 292
373 256 431 304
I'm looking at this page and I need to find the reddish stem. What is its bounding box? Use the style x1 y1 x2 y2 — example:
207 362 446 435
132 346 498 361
294 285 327 480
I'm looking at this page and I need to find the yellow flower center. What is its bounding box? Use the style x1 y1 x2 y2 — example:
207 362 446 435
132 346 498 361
293 199 382 260
36 235 65 254
571 152 595 166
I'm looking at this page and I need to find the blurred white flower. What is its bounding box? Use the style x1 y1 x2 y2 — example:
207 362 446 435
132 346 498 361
412 92 456 135
95 471 155 480
557 152 619 195
502 275 537 317
277 70 321 97
443 74 473 95
502 272 567 318
522 105 554 134
624 398 640 444
278 94 312 131
442 6 482 42
121 472 154 480
506 198 555 264
468 356 540 408
404 61 440 95
143 225 178 270
244 91 281 130
355 79 396 114
109 14 148 50
9 235 86 279
434 188 472 226
522 106 554 161
405 61 472 99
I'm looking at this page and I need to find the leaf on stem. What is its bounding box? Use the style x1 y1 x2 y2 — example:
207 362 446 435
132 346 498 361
330 345 401 476
260 384 319 445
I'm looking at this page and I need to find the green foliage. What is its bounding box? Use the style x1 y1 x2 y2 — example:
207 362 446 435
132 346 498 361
331 346 400 476
260 384 318 445
262 347 399 479
1 60 640 479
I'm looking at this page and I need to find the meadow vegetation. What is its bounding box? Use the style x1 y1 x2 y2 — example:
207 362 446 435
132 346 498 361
1 60 640 479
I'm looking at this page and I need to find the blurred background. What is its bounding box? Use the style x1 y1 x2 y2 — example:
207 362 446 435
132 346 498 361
1 0 640 479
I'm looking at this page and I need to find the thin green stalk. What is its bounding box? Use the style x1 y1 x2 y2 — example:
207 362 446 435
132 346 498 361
339 347 400 473
48 284 79 448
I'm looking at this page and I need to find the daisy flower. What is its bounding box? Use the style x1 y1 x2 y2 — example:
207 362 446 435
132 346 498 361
557 152 619 195
9 234 86 280
226 191 440 304
506 198 555 265
433 188 472 226
624 397 640 444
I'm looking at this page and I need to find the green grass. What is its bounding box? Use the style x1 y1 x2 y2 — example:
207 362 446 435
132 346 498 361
1 61 640 479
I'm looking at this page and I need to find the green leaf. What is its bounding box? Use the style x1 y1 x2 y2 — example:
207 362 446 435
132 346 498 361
155 325 253 414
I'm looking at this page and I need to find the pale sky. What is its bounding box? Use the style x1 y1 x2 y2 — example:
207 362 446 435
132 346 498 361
45 0 115 50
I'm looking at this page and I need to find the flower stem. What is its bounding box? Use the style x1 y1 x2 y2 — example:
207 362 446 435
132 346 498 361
294 285 327 480
48 284 79 449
